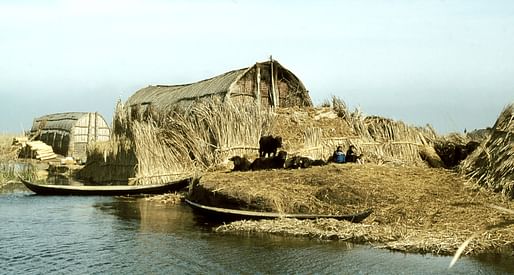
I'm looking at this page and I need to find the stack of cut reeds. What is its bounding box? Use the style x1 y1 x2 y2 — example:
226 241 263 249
460 103 514 198
298 97 438 164
17 139 57 160
77 135 137 184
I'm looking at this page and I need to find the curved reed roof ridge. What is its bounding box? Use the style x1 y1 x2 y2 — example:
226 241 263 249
126 59 312 111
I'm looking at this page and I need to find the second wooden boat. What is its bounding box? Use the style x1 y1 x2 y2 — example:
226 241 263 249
185 199 372 223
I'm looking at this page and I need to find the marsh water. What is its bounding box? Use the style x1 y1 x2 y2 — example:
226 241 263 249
1 183 513 274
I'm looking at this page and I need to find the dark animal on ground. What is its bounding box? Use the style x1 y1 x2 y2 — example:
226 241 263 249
259 135 283 157
251 151 288 171
229 156 252 172
311 159 327 166
285 156 311 169
285 156 327 169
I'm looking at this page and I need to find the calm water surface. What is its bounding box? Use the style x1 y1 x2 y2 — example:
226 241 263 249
1 183 513 274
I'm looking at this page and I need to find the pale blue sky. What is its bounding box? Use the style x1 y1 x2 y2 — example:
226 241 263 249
1 0 513 134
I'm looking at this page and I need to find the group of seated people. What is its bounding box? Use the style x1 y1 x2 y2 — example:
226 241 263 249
229 134 362 172
332 145 362 163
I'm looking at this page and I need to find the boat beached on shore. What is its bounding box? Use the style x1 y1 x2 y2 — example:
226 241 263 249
185 198 372 222
21 178 190 196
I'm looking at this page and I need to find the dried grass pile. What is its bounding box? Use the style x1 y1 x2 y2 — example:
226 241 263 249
460 103 514 198
79 95 442 184
203 163 514 256
77 136 136 184
0 134 18 161
271 97 437 166
79 99 274 184
0 134 39 185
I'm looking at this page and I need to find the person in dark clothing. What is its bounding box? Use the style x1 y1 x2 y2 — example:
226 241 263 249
332 146 346 163
345 145 360 163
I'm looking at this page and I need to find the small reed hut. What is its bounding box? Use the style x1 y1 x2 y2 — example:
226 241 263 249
126 58 313 114
30 112 110 161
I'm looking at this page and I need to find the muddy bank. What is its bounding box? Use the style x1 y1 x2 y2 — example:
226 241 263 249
191 163 514 256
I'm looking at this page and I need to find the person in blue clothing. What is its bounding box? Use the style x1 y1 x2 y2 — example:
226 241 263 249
332 146 346 163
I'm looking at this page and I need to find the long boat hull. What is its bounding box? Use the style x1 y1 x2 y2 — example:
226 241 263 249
21 178 190 196
185 199 372 223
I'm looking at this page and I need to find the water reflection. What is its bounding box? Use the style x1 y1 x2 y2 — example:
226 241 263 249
93 197 211 234
0 181 29 194
93 198 514 274
2 190 513 274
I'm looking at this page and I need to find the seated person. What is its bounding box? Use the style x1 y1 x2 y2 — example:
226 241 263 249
332 146 346 163
346 145 360 163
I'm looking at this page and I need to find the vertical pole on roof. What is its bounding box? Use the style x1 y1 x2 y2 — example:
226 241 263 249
87 113 92 143
94 112 98 141
256 63 261 108
270 55 276 109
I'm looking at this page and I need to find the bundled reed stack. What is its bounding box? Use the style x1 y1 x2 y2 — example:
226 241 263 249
160 100 275 164
299 96 437 164
18 140 57 161
0 134 19 162
460 103 514 198
80 99 274 185
362 116 436 164
78 101 138 184
77 135 137 184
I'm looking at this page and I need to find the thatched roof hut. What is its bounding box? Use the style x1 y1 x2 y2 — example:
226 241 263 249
30 112 110 161
126 59 312 113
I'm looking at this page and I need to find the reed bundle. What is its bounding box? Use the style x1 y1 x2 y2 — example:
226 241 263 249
81 99 274 184
83 96 444 184
0 134 19 161
170 99 275 164
77 135 137 183
130 120 196 185
276 97 437 165
460 103 514 198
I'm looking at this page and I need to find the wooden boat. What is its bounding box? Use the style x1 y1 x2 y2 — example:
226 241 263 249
21 178 190 196
185 199 372 223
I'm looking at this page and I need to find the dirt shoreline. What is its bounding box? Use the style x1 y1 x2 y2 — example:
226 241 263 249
190 163 514 257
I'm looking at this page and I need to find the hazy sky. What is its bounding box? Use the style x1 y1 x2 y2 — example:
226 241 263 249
1 0 513 134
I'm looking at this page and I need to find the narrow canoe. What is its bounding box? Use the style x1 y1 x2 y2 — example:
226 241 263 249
21 178 190 196
185 199 372 223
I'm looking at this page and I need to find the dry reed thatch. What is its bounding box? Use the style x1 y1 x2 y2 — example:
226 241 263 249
0 134 19 161
80 99 275 184
270 96 437 166
209 164 514 256
81 95 442 185
0 134 39 185
460 103 514 198
77 136 137 184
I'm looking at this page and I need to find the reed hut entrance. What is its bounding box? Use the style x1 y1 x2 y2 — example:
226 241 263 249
30 112 111 161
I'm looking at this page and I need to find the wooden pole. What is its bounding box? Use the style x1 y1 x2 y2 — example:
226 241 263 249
94 112 98 141
87 112 92 142
270 55 276 109
256 64 261 107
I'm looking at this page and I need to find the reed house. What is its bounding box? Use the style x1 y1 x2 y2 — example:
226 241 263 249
30 112 110 161
126 59 313 113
